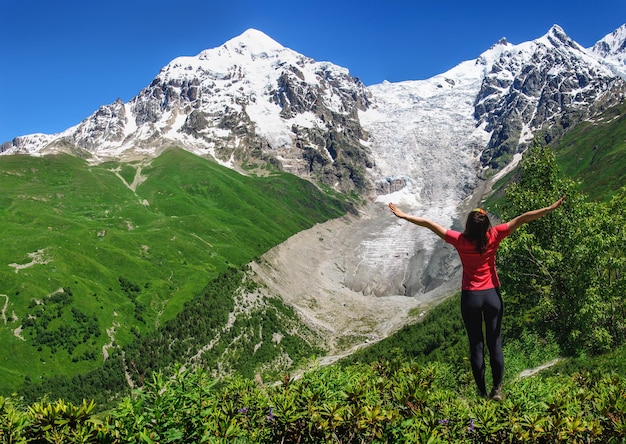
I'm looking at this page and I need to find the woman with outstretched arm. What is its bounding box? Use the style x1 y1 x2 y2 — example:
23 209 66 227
389 196 565 400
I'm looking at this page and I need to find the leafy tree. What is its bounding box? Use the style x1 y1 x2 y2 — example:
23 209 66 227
496 144 626 355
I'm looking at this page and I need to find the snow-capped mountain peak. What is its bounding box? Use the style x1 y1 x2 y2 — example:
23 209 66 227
167 28 295 82
470 23 625 168
540 24 583 50
205 28 287 59
591 24 626 57
590 24 626 78
4 28 369 191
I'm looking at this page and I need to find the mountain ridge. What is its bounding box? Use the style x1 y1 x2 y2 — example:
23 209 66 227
2 24 626 301
3 26 625 187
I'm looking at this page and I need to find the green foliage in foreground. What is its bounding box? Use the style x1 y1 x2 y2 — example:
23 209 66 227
2 360 626 443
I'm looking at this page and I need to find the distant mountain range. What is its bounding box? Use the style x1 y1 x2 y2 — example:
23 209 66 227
3 25 625 201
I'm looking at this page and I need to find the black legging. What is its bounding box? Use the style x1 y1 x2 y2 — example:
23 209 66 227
461 288 504 394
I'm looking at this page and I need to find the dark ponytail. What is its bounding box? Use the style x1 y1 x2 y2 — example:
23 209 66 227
463 209 492 253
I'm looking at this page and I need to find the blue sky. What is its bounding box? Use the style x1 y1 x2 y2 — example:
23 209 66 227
1 0 625 144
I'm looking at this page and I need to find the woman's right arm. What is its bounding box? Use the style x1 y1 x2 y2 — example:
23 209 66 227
389 203 448 240
506 195 566 233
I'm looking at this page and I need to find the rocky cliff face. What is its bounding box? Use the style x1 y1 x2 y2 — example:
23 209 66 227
474 25 626 169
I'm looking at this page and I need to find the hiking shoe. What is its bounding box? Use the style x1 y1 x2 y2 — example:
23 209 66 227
490 386 503 401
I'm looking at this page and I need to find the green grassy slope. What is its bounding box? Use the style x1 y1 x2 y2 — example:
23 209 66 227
550 102 626 201
0 147 348 395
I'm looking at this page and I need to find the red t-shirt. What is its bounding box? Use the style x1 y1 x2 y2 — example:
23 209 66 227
445 224 510 291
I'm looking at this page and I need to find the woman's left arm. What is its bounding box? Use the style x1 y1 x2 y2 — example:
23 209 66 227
506 195 566 233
